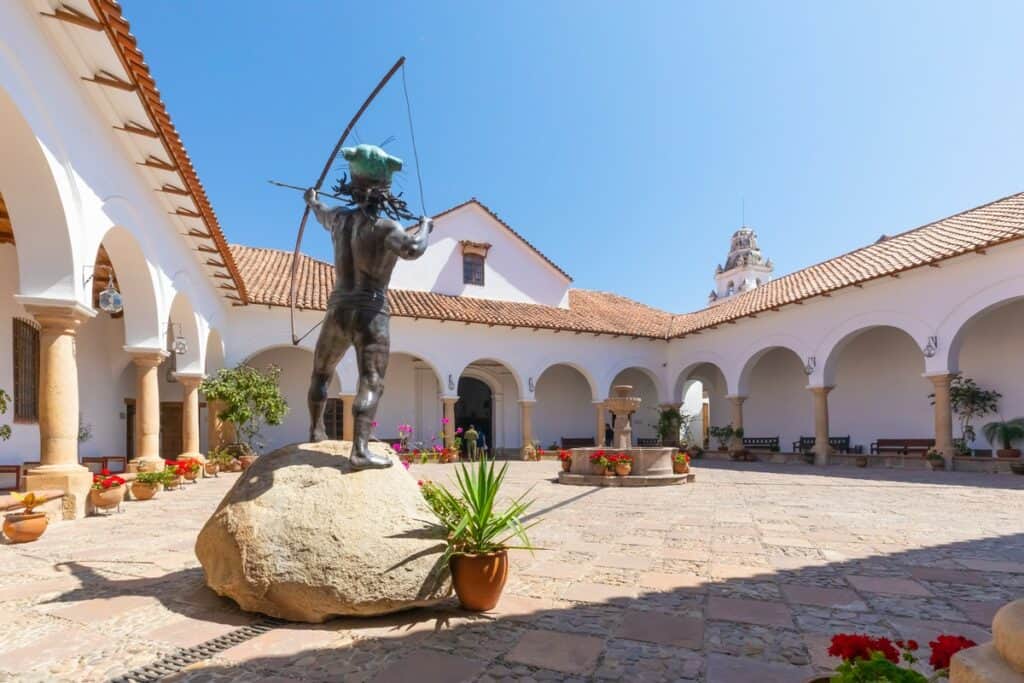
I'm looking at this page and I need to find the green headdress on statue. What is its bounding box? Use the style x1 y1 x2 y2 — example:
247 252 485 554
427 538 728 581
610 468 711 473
341 144 403 186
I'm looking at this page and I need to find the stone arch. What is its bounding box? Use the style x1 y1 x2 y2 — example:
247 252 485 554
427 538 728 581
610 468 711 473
167 291 202 374
938 275 1024 374
601 360 667 404
528 358 599 402
205 328 225 376
533 362 596 448
735 335 808 396
96 226 162 349
817 310 931 386
455 357 524 399
673 352 732 401
0 81 77 299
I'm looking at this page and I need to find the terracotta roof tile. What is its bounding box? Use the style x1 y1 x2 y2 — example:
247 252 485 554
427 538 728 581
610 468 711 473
669 191 1024 336
230 245 668 337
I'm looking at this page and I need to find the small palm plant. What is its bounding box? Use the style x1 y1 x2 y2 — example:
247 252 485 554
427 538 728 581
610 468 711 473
982 417 1024 455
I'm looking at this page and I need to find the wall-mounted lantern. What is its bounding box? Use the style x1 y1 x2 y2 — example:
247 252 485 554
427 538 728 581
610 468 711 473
803 356 817 376
923 336 939 358
83 264 123 315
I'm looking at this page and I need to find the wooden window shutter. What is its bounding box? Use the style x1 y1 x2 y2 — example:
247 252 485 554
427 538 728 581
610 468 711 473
12 317 40 423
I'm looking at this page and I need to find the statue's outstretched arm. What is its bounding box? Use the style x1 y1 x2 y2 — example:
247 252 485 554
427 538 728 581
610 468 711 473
383 216 432 260
303 188 338 231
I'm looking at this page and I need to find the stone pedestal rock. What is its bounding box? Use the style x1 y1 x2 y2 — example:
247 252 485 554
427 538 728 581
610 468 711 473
195 441 451 622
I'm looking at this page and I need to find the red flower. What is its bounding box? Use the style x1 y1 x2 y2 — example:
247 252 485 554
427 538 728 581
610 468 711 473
101 468 111 476
828 634 899 663
907 640 919 651
558 450 571 461
928 634 976 670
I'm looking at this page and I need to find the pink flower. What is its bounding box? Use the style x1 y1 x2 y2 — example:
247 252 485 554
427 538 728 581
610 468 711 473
441 417 450 425
455 427 463 435
371 421 378 428
402 461 410 470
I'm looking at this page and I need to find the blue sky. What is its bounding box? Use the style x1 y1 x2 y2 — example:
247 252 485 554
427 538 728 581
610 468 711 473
123 1 1024 313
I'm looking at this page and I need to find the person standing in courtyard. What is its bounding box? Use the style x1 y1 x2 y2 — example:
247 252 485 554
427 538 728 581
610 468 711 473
464 424 479 461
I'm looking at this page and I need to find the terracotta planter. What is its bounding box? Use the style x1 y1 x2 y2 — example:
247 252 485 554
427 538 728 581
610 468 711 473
802 454 816 465
673 461 690 474
592 463 606 475
131 481 159 501
183 469 200 482
996 449 1022 459
614 463 632 476
238 455 257 470
451 550 509 611
561 459 572 472
90 485 125 510
855 456 868 467
602 466 614 477
927 458 946 471
3 511 48 543
165 475 183 490
204 462 219 477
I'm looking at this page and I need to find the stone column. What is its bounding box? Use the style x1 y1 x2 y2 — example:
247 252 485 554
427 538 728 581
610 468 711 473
22 303 94 519
128 348 168 469
520 400 536 459
207 399 235 452
442 397 458 450
176 373 204 461
927 373 956 469
594 401 606 447
659 402 683 448
810 386 834 466
340 393 356 442
727 395 746 451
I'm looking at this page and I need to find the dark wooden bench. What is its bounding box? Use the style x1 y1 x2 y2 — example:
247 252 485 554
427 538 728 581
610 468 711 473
743 436 779 451
0 465 20 492
792 436 854 453
870 438 934 455
561 437 595 449
636 438 660 447
81 456 128 474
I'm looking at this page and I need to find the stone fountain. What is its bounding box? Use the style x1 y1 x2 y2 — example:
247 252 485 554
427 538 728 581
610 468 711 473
559 385 695 487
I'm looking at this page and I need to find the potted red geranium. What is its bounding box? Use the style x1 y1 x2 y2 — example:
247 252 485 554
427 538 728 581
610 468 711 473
90 469 126 512
673 451 691 474
179 458 201 482
611 452 632 476
557 450 572 472
588 450 611 475
809 632 977 682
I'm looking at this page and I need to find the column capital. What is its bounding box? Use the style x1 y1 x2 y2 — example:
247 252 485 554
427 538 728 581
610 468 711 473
440 395 459 404
174 372 205 388
725 395 747 404
807 385 835 395
924 372 955 385
518 399 537 406
593 399 607 406
658 402 683 410
125 347 169 366
22 301 95 335
339 392 357 399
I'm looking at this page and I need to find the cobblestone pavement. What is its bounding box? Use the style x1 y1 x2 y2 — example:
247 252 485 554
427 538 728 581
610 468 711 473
1 461 1023 682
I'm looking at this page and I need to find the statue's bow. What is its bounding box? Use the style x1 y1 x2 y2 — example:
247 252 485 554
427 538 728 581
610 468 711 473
288 56 408 345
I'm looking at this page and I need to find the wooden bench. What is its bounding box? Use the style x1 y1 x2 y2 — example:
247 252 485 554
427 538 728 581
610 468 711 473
792 436 854 453
870 438 934 456
743 436 780 451
561 437 595 449
0 465 20 492
81 456 128 474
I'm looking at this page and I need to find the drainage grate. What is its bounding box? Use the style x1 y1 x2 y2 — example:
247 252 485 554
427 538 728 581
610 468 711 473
109 617 288 682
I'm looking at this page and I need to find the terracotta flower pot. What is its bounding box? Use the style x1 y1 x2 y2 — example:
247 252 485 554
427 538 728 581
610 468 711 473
451 550 509 611
927 458 946 471
602 466 614 477
131 481 159 501
204 462 219 477
165 475 183 490
183 469 200 482
592 463 606 475
673 461 689 474
90 485 125 510
855 456 868 467
561 459 572 472
614 463 632 476
238 455 257 470
3 511 48 543
997 449 1022 459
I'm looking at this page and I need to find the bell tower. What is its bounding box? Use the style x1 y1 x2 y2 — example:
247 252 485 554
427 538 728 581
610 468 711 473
708 226 773 306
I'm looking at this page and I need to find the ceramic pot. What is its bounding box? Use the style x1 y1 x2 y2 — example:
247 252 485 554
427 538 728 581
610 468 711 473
927 458 946 471
673 461 689 474
855 456 868 468
561 459 572 472
238 455 257 470
592 463 605 475
602 466 614 477
183 469 200 482
3 511 48 543
165 475 183 490
131 481 159 501
90 485 125 510
997 449 1022 459
451 550 509 611
204 462 219 477
614 463 631 476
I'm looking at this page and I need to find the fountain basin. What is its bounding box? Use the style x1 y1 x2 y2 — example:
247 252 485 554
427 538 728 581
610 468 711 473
558 447 695 487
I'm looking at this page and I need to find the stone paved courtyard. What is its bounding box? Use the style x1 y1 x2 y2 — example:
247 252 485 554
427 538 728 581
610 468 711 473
2 461 1024 682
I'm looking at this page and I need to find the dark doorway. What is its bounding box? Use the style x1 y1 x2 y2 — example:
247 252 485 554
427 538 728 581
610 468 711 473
456 377 492 456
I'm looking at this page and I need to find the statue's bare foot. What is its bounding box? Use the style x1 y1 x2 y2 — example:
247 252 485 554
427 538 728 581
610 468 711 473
310 427 328 442
350 450 393 470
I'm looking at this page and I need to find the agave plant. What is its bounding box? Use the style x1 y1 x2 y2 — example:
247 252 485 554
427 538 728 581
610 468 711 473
425 454 539 558
982 417 1024 450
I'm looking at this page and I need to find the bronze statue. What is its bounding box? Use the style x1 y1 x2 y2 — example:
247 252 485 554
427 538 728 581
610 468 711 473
304 144 431 469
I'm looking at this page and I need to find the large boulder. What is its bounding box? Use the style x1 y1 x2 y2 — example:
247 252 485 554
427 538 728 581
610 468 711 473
195 441 451 622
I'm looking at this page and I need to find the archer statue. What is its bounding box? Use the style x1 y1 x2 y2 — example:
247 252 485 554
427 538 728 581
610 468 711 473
304 143 431 469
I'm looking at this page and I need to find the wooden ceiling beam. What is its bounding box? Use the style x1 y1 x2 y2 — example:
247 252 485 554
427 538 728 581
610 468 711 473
138 156 176 172
83 70 135 92
114 121 159 138
40 5 105 32
196 245 219 254
172 207 202 219
159 184 190 196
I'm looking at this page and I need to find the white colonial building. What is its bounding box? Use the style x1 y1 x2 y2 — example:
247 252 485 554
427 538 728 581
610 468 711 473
2 1 1024 518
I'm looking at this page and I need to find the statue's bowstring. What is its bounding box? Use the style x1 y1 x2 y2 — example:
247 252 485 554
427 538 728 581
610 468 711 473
288 56 423 346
